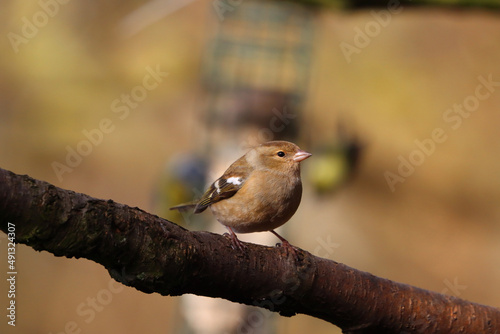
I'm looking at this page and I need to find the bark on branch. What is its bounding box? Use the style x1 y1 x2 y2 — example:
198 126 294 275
0 167 498 333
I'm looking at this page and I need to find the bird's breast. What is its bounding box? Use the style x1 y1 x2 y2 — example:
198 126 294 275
210 170 302 233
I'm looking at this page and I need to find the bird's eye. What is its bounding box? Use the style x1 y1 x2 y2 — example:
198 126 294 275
277 151 285 157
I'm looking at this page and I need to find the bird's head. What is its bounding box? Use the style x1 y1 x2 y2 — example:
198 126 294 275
246 141 312 174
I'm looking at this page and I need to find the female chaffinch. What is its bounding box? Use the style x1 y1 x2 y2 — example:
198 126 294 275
171 141 311 251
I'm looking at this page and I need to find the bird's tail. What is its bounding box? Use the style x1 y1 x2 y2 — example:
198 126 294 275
169 202 197 212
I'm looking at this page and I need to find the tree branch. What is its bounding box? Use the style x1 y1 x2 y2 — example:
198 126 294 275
310 0 500 10
0 167 498 333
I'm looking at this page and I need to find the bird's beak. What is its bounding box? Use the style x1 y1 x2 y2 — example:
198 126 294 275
293 150 312 162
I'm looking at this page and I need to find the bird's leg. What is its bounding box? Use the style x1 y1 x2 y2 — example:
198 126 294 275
224 227 246 251
270 230 293 247
270 230 300 259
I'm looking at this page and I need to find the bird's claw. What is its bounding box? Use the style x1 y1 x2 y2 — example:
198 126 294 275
270 230 300 260
223 232 247 251
275 240 300 261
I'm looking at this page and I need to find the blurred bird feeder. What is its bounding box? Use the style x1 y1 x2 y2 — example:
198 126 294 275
201 0 317 149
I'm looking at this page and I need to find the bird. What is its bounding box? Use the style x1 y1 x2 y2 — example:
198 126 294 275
170 141 312 252
307 121 364 194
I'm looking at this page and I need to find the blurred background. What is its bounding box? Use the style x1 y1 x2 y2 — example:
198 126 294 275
1 0 500 333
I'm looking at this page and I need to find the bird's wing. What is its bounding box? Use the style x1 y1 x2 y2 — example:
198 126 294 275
194 162 250 213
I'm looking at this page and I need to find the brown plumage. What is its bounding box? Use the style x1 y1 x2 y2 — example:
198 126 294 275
170 141 311 250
